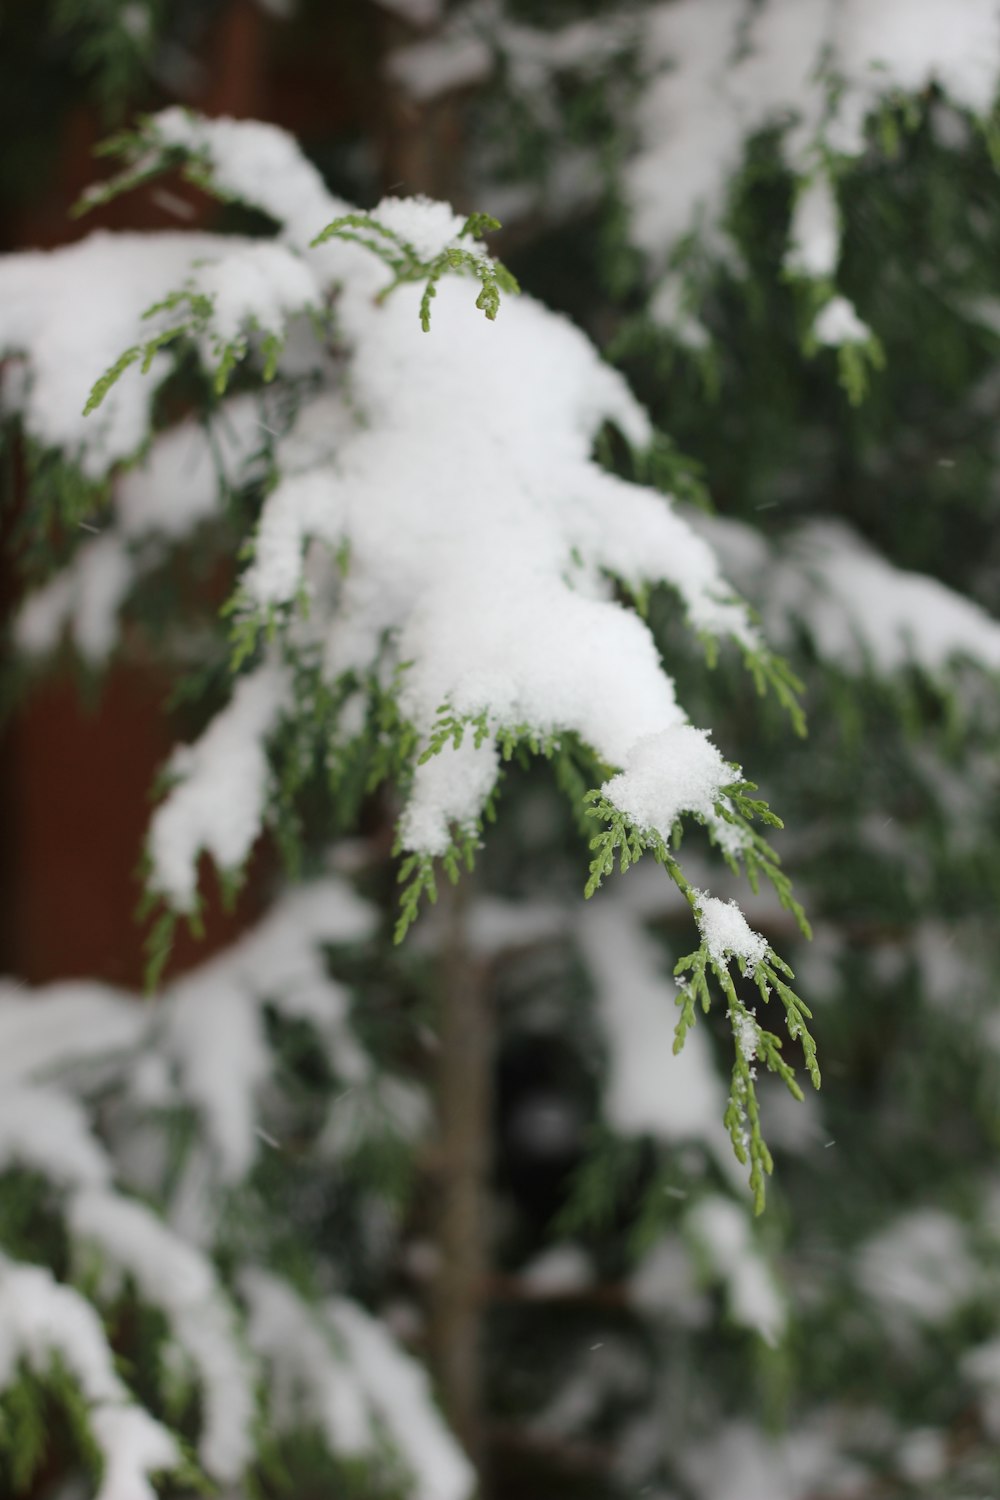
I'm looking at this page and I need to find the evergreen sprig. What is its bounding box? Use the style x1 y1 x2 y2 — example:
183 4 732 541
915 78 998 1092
310 211 520 332
84 283 300 419
580 782 816 1208
72 116 220 218
673 937 819 1214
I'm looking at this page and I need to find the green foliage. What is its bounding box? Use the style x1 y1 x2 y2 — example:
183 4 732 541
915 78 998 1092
0 1357 102 1494
51 0 164 120
73 117 218 217
83 283 311 419
736 640 808 739
395 832 481 945
552 1130 646 1239
310 209 520 331
673 939 818 1215
580 783 815 1209
254 1425 409 1500
790 274 888 406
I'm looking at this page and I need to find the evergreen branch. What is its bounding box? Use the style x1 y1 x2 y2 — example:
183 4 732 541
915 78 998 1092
835 333 887 407
710 779 812 938
74 124 213 217
83 326 186 413
739 642 808 737
580 787 816 1209
310 212 519 332
84 281 298 417
310 212 419 265
392 783 497 944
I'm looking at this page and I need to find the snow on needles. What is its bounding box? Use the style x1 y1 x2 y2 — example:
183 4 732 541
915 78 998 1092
242 265 756 860
16 395 269 665
4 108 762 879
628 0 1000 336
241 1271 475 1500
148 659 290 909
695 512 1000 680
69 1190 256 1481
0 233 316 476
36 109 758 878
576 891 743 1181
0 1257 180 1500
696 895 769 973
601 727 736 848
0 881 456 1498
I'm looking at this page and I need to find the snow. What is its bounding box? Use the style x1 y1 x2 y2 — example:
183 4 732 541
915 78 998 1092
686 1195 785 1345
242 1268 476 1499
0 879 418 1498
775 521 1000 674
153 876 377 1176
371 194 469 261
962 1337 1000 1437
386 35 493 102
244 467 348 605
166 969 271 1179
148 660 290 908
696 896 769 972
16 534 132 664
328 1296 475 1500
7 111 764 914
895 1428 948 1485
813 296 871 347
151 108 347 241
121 113 760 877
89 1406 181 1500
856 1209 979 1325
321 1074 429 1159
15 394 269 664
0 1258 181 1500
184 240 319 344
627 0 1000 331
786 176 841 279
373 0 443 25
0 232 233 476
830 0 1000 154
520 1243 594 1294
681 1416 867 1500
241 1269 375 1454
629 1235 709 1326
601 726 736 844
400 737 500 856
68 1190 256 1481
2 877 376 1207
694 512 1000 678
0 1087 110 1187
117 394 267 540
0 980 144 1083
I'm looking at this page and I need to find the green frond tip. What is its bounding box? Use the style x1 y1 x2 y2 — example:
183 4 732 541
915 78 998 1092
83 346 141 413
144 907 178 994
394 839 475 944
311 209 518 332
836 332 886 407
460 211 502 238
418 705 491 764
741 642 808 737
583 783 812 949
84 279 301 416
674 937 820 1213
